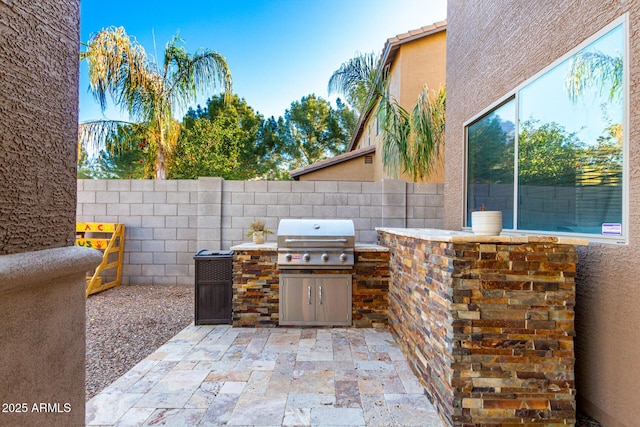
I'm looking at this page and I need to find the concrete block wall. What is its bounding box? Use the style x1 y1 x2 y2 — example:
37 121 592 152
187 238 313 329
407 182 445 229
77 178 443 285
77 179 200 285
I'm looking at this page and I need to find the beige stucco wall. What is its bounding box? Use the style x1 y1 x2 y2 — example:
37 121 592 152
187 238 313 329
0 247 101 426
353 117 378 153
445 1 639 425
298 155 375 181
0 0 79 255
397 30 447 111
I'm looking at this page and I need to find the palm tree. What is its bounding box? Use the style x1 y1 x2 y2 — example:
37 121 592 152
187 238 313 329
376 84 446 181
565 49 624 187
328 52 378 114
565 50 623 103
80 27 232 179
329 52 445 181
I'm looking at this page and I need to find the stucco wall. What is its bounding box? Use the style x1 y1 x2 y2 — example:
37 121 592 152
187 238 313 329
0 1 79 254
445 1 639 425
0 1 92 425
398 30 446 111
298 155 374 181
0 247 101 427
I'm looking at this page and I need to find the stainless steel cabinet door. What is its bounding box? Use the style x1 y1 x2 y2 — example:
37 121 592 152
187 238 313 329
280 275 316 324
315 275 351 325
279 274 352 326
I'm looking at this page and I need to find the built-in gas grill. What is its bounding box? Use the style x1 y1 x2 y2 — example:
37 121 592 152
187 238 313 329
276 219 355 269
277 219 354 326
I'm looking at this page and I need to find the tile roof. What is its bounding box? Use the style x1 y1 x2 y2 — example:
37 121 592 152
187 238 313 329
289 145 376 179
385 20 447 48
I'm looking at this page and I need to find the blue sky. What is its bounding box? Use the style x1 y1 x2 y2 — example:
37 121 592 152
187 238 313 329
79 0 447 122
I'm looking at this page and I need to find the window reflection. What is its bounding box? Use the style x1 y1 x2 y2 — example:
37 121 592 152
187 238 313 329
518 24 623 233
466 100 515 229
465 22 624 237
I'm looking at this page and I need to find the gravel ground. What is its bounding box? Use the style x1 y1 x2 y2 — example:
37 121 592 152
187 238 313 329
84 284 602 426
85 284 194 400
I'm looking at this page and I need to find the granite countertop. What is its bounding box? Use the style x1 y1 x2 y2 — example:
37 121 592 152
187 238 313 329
354 243 389 252
230 242 388 251
231 242 277 251
376 227 589 246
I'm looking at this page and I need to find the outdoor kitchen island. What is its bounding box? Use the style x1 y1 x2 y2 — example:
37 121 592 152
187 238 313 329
230 242 390 328
377 227 588 427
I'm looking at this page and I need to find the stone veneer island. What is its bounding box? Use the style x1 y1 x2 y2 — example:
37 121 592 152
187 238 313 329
230 242 390 328
377 228 587 427
231 229 586 427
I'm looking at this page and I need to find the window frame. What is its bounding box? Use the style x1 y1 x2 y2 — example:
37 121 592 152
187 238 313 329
462 14 629 244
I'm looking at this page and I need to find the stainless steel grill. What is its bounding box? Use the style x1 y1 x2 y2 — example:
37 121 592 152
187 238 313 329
277 219 355 326
276 219 355 269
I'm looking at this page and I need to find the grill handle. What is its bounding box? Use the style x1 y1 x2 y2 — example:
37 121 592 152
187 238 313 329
308 286 312 305
284 238 348 244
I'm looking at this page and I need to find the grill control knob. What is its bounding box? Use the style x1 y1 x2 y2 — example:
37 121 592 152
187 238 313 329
339 253 348 262
303 253 311 262
284 253 292 262
321 253 329 262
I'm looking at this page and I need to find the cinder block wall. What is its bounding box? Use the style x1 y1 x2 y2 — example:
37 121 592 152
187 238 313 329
77 178 444 285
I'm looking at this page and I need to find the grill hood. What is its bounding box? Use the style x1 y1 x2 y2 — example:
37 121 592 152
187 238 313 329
276 219 355 248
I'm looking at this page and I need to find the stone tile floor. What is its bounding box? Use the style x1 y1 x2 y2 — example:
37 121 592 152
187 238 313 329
86 324 444 426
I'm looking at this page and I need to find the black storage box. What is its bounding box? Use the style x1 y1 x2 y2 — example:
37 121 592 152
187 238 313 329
193 250 234 325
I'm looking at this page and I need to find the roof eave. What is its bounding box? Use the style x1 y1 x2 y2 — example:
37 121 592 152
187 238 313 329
289 145 376 179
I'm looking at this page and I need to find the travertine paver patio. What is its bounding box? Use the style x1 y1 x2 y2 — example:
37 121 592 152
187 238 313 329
86 324 443 426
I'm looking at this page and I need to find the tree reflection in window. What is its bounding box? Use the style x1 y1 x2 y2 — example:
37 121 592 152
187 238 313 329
466 100 515 228
517 23 623 233
565 37 623 189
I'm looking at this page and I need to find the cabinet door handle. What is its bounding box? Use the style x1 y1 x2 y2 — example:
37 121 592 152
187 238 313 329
319 286 323 305
308 285 312 305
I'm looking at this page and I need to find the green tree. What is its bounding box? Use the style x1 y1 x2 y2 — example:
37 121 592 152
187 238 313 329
467 112 514 185
277 94 355 170
328 52 378 114
256 116 291 180
170 94 267 180
518 120 582 186
78 123 150 179
333 98 358 140
79 26 232 179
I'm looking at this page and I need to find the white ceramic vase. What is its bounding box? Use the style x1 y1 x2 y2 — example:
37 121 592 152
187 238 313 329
471 211 503 236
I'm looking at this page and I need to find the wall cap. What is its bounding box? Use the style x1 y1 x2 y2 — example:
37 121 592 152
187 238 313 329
0 246 103 295
377 227 589 245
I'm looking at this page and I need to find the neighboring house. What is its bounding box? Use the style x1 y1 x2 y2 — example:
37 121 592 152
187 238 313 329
445 2 638 426
291 21 446 182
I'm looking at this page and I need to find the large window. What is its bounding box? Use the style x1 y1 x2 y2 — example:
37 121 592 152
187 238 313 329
466 20 625 240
